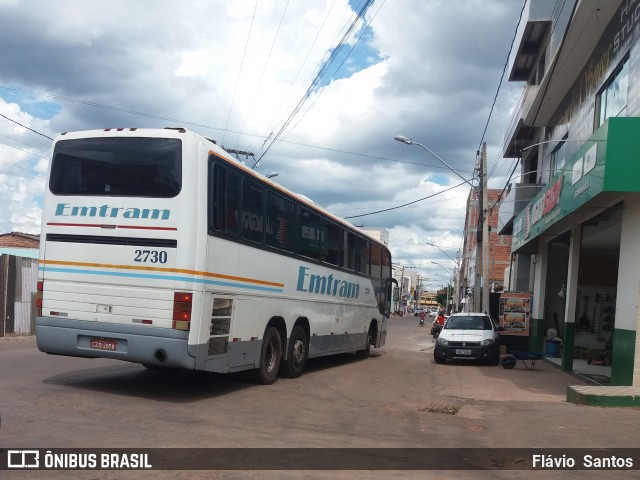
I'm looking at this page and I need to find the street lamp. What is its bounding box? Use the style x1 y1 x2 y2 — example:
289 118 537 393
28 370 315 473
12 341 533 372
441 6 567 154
425 241 457 264
394 135 475 188
431 260 453 277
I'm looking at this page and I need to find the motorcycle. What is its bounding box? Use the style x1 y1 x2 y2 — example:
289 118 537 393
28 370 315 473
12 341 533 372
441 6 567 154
431 321 442 339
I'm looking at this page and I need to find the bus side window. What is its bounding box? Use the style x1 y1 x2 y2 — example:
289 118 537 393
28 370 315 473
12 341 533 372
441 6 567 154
266 191 295 252
324 220 340 266
241 178 264 244
212 163 239 235
346 232 356 270
298 207 322 260
356 236 369 275
381 248 391 279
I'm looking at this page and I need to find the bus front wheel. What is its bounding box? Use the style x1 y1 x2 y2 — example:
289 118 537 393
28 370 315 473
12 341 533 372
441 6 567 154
281 325 307 379
253 326 282 385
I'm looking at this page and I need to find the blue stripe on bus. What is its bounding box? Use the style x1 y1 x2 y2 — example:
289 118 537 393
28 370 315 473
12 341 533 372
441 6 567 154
39 266 284 293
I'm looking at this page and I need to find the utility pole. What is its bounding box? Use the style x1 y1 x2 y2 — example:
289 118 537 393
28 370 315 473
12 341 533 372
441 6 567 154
474 142 489 313
474 146 483 313
481 143 490 314
399 265 405 313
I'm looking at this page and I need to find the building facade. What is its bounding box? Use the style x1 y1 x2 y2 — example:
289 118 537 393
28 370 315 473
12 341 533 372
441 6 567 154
499 0 640 385
0 232 40 336
459 188 512 312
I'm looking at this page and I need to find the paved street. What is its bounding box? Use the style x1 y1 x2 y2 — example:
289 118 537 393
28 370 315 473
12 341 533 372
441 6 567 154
1 315 638 479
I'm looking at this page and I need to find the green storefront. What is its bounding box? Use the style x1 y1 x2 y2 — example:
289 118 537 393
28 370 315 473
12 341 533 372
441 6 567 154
511 117 640 386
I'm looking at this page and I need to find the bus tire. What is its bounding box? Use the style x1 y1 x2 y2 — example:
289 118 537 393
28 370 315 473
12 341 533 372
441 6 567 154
355 331 372 359
281 325 307 379
252 326 282 385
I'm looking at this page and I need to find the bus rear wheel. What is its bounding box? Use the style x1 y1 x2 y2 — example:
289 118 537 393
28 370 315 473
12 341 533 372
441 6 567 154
252 326 282 385
356 330 372 359
281 325 307 379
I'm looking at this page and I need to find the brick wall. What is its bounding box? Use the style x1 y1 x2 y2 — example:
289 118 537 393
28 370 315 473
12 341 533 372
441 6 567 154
461 189 511 291
0 232 40 248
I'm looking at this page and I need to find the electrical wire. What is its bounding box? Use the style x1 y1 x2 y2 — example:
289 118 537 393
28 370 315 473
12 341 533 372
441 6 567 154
343 180 467 219
253 0 376 167
474 0 527 159
251 0 340 154
486 0 574 214
282 0 386 142
222 0 259 146
233 0 290 151
0 112 52 140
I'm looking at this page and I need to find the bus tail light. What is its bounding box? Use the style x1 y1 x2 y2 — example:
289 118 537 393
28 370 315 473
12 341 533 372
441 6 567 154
36 281 44 316
172 292 192 331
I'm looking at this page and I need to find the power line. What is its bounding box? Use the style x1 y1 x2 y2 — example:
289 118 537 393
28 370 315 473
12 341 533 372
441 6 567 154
222 0 259 146
233 0 290 151
253 0 376 167
344 180 466 219
282 0 387 142
1 85 467 173
251 0 340 155
0 112 52 140
486 0 575 213
474 0 527 155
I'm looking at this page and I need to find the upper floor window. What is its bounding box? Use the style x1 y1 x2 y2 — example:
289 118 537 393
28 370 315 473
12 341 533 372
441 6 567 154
596 57 629 129
550 134 568 176
533 47 546 86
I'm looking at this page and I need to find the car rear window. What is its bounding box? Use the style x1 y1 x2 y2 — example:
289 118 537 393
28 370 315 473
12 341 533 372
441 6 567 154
50 137 182 197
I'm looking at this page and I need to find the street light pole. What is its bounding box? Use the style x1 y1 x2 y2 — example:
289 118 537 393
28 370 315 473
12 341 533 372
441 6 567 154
394 135 475 188
394 135 479 313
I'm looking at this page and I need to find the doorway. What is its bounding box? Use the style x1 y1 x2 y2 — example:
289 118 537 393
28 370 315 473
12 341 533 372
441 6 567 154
572 207 622 384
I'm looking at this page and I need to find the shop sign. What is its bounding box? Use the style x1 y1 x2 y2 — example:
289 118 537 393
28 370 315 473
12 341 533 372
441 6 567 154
512 118 640 252
512 130 607 252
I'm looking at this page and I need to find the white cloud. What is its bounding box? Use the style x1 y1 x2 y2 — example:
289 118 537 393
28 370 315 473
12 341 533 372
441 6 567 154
0 0 522 280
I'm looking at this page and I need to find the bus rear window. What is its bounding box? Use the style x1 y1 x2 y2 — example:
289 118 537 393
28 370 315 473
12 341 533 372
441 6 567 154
49 137 182 197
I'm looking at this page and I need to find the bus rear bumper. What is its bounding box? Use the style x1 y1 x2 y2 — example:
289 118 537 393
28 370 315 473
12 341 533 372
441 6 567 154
36 316 196 369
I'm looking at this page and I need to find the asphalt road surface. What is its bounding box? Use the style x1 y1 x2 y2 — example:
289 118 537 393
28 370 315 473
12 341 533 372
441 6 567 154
1 315 638 479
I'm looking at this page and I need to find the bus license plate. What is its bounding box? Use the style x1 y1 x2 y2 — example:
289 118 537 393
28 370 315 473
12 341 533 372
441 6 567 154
456 349 472 356
90 338 117 351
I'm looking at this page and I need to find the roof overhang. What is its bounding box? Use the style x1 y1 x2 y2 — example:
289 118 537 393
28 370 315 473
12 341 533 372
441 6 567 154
527 0 623 127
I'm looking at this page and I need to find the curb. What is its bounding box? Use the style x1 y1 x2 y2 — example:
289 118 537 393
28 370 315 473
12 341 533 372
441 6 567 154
567 385 640 407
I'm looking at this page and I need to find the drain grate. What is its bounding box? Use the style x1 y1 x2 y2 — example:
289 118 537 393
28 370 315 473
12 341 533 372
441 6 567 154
418 403 460 415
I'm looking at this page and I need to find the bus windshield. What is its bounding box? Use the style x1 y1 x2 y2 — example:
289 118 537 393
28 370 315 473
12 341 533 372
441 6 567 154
49 137 182 198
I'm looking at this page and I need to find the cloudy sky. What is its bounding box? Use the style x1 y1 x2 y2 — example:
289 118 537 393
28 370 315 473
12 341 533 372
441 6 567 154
0 0 524 289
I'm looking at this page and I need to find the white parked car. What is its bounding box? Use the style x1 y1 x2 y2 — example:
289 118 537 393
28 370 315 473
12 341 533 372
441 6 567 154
433 312 502 365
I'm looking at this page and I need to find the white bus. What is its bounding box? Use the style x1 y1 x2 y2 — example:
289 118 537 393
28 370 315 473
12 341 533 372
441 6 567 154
36 127 395 384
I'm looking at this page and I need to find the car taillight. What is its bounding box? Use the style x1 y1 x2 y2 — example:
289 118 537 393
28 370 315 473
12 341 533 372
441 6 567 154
172 292 192 331
36 281 44 316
